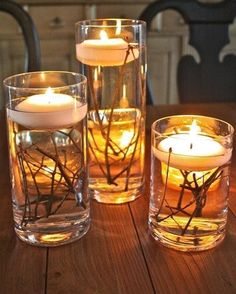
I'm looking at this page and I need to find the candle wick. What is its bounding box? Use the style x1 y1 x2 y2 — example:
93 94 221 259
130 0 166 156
190 143 193 149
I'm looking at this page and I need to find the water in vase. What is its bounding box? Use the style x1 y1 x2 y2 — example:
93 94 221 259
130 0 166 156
149 154 230 251
7 109 89 246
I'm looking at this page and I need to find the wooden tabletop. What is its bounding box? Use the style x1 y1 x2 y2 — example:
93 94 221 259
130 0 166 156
1 103 236 294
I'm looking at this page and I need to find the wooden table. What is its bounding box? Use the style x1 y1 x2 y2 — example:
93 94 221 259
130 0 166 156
1 103 236 294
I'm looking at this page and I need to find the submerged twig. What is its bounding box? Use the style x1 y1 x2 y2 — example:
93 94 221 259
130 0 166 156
156 149 229 236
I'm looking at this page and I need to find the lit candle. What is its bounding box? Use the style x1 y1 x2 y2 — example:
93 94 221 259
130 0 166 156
153 122 231 171
76 30 139 66
153 120 231 191
8 88 87 129
154 133 230 171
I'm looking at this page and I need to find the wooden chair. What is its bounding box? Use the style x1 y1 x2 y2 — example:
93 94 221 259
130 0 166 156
140 0 236 104
0 0 41 72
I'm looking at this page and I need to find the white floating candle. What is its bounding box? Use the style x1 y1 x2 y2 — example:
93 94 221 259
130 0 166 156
8 88 87 129
76 30 139 66
153 133 231 171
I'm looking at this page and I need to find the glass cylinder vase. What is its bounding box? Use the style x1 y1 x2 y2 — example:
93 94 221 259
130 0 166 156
75 19 146 204
149 115 234 251
4 71 90 247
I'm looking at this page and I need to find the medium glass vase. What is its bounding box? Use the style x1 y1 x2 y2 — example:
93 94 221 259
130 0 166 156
4 71 90 246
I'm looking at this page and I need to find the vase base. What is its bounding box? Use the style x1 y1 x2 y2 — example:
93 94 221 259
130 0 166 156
149 222 225 252
15 217 90 247
91 185 144 204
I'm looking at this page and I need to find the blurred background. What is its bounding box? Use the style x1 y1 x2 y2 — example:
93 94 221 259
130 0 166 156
0 0 236 107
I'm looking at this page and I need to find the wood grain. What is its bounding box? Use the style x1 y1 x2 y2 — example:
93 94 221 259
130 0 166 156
46 202 154 294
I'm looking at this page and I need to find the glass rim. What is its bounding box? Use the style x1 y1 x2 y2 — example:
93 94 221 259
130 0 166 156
151 114 234 137
75 18 146 28
3 71 87 91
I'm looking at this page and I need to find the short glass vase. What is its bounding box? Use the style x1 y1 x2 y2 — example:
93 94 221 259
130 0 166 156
149 115 234 251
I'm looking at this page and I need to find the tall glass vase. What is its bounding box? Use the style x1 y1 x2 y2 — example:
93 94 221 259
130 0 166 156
75 19 146 204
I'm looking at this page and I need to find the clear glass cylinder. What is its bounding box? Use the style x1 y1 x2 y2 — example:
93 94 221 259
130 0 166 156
4 71 90 247
149 115 234 251
75 19 146 204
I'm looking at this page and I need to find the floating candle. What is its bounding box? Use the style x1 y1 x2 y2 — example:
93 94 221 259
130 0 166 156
153 133 231 171
8 88 87 129
153 119 231 171
76 30 139 66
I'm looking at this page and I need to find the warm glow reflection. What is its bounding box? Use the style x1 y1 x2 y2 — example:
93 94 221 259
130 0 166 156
43 164 61 181
115 19 122 35
40 233 71 243
122 84 126 98
40 72 46 82
141 64 147 76
88 108 141 163
120 84 129 108
161 162 219 191
120 130 134 148
141 65 144 76
94 68 98 81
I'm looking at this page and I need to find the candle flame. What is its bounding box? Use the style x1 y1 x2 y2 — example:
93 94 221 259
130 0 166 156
189 120 201 136
115 19 122 35
46 87 53 96
189 120 201 149
100 30 108 40
44 87 54 104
